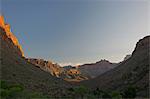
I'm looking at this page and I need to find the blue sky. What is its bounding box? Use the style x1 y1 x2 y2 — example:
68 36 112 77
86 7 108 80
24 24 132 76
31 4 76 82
1 0 149 66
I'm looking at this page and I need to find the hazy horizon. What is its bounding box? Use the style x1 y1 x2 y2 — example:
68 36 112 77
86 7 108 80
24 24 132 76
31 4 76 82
1 0 149 66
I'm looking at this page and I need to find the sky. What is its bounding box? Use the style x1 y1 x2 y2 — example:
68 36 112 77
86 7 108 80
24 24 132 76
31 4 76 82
1 0 149 66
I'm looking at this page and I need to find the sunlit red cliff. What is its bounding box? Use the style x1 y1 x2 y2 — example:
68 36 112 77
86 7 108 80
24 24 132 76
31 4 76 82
0 15 24 56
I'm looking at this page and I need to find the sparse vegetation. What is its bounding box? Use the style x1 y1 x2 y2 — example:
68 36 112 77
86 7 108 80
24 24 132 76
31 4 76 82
69 85 89 98
93 88 103 98
122 85 137 98
0 80 48 99
0 81 137 99
67 86 138 99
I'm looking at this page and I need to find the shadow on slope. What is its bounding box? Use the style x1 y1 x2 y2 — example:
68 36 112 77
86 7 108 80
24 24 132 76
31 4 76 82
80 36 150 98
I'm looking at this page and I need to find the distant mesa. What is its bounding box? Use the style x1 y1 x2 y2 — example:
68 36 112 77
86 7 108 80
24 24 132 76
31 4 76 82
0 15 24 56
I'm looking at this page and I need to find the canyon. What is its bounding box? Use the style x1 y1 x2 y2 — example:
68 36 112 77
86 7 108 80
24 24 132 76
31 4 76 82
0 15 149 98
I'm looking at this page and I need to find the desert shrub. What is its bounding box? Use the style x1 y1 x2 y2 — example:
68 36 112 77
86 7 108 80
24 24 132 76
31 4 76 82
1 89 9 98
28 92 49 98
0 80 24 98
111 91 122 99
101 92 111 98
73 86 89 98
93 88 104 98
86 94 97 99
9 84 24 91
0 80 9 89
122 85 137 98
7 85 24 98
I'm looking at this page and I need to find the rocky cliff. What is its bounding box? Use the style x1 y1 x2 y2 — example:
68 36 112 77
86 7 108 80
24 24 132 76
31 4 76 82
0 15 24 56
26 58 63 77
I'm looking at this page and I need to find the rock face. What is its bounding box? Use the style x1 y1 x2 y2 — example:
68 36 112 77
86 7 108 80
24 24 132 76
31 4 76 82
27 58 88 82
81 36 150 98
132 36 149 56
0 15 24 56
62 67 89 82
26 58 63 77
79 59 117 78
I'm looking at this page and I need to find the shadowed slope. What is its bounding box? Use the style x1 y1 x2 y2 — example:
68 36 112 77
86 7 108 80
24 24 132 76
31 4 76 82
80 36 150 98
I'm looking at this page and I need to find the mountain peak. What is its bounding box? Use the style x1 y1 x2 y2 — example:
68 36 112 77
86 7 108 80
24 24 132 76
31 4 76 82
96 59 111 64
0 15 24 56
132 35 150 55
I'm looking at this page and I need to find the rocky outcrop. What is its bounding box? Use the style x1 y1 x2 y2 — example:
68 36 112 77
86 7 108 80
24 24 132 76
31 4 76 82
27 58 88 81
79 59 117 78
26 58 63 77
0 15 24 56
62 68 88 82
